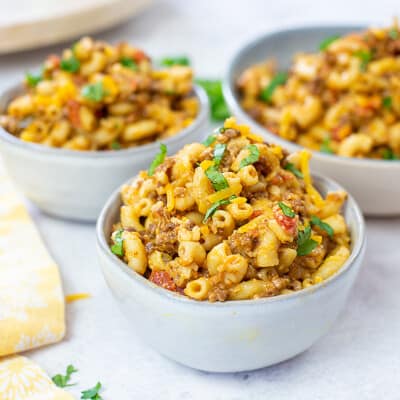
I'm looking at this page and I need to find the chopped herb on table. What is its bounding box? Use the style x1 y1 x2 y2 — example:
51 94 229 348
354 50 373 71
160 56 190 66
120 57 138 70
320 137 334 154
52 364 78 388
297 226 318 256
203 195 236 222
81 382 103 400
382 96 392 109
60 56 80 73
196 79 230 121
148 143 167 176
319 35 340 51
278 202 296 218
111 230 124 256
284 162 303 178
205 164 229 191
81 82 107 102
239 144 260 169
259 72 288 103
310 215 334 237
25 72 42 87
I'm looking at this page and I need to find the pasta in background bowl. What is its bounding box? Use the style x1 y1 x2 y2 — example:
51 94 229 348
224 26 400 215
96 118 366 372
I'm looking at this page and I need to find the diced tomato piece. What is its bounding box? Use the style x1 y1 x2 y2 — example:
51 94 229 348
133 50 149 63
250 209 263 219
149 271 177 292
47 54 61 69
273 205 297 235
66 100 81 128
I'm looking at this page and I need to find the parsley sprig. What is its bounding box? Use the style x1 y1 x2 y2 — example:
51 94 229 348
160 56 190 67
25 72 42 87
202 135 217 146
205 164 229 191
81 82 107 102
319 35 340 51
259 72 288 103
239 144 260 169
203 195 236 222
120 57 138 70
196 79 230 121
297 226 318 256
284 162 303 178
382 148 398 160
382 96 392 109
111 229 124 256
278 202 296 218
61 56 80 73
320 137 334 154
354 50 373 71
148 143 167 176
81 382 103 400
213 143 226 166
52 364 78 388
310 215 334 237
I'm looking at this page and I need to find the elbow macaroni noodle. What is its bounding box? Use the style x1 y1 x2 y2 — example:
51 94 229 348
110 118 351 301
0 37 198 151
237 22 400 160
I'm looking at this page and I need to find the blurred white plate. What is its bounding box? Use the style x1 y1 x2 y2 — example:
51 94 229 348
0 0 151 54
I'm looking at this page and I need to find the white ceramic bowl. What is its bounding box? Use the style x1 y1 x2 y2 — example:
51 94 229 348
97 174 366 373
0 84 209 221
223 25 400 216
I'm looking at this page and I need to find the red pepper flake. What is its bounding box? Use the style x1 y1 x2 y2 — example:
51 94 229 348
149 270 177 292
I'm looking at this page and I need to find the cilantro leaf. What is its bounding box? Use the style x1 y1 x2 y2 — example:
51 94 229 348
60 56 80 73
110 230 124 256
148 143 167 176
320 137 334 154
195 79 230 121
120 57 138 71
297 226 318 256
160 56 190 67
239 144 260 169
310 215 334 237
213 143 226 166
81 382 103 400
259 72 288 103
278 202 296 218
382 96 392 109
354 50 373 71
81 82 107 102
25 72 42 87
319 35 340 51
52 364 78 388
203 195 236 223
202 135 216 146
284 162 303 178
205 164 229 191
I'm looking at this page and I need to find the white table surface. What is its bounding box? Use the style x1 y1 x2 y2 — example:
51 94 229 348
1 1 400 398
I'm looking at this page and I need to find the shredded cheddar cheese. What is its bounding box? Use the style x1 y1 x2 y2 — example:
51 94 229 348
65 293 91 303
300 150 324 208
206 182 242 203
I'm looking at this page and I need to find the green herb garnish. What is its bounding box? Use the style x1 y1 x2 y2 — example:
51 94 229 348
111 230 124 256
382 96 392 109
196 79 230 121
389 29 399 39
259 72 288 103
120 57 138 70
284 162 303 178
382 148 398 160
111 141 121 150
319 35 340 51
52 364 78 388
213 143 226 166
81 382 103 400
310 215 334 237
148 143 167 176
354 50 373 71
203 195 236 222
81 82 107 102
205 164 229 191
320 137 334 154
278 202 296 218
160 56 190 67
239 144 260 169
297 226 318 256
202 135 216 146
25 72 42 87
60 56 80 73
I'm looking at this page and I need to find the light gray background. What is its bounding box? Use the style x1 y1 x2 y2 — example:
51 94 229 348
1 1 399 398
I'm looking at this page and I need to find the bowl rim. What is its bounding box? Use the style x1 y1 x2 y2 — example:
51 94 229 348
223 23 400 168
0 83 209 159
96 172 366 309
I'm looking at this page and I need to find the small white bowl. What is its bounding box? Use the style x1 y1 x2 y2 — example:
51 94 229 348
96 174 366 373
223 25 400 216
0 84 209 221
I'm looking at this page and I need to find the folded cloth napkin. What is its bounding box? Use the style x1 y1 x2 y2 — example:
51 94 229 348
0 171 66 356
0 355 74 400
